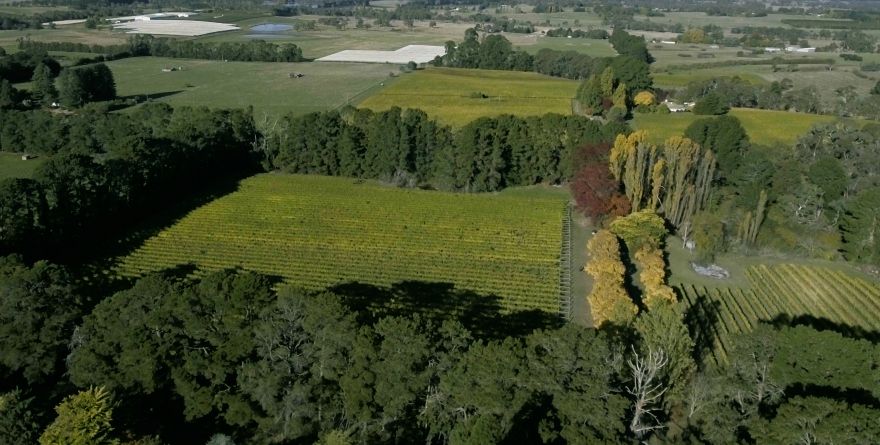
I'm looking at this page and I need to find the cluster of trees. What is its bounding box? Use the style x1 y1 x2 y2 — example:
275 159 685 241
609 28 653 64
55 63 116 108
630 112 880 263
431 29 654 84
0 104 257 259
575 62 654 118
3 254 875 445
676 76 826 115
20 35 307 63
544 27 609 39
267 106 629 192
0 48 60 84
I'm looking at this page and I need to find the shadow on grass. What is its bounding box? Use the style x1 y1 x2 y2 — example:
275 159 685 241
329 281 563 340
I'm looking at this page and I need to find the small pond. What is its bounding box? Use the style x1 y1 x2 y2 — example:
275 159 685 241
251 23 293 32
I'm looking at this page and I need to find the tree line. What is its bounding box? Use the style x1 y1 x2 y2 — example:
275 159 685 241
0 258 877 445
19 35 307 63
0 104 257 260
432 28 654 83
267 106 629 192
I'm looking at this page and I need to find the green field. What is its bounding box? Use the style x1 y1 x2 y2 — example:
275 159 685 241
111 174 566 315
680 264 880 364
633 108 837 146
359 67 579 126
0 153 45 179
106 57 395 116
519 37 616 57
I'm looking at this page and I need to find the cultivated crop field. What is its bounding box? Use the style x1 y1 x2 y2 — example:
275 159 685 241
107 57 393 116
633 108 837 146
681 264 880 364
359 67 579 126
112 174 566 315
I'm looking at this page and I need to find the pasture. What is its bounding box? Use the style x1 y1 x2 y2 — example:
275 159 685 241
111 174 567 316
106 57 394 116
0 153 45 179
520 36 617 57
358 67 579 126
633 108 836 146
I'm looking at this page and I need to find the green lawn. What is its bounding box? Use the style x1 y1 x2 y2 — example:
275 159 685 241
0 153 46 179
633 108 838 146
111 174 567 316
359 67 579 126
106 57 395 116
519 37 616 57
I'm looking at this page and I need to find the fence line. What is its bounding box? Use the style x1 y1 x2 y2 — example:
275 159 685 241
559 203 573 322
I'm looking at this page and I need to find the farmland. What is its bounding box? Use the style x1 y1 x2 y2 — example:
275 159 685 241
358 67 579 126
633 108 837 146
680 264 880 364
111 174 567 316
106 57 394 116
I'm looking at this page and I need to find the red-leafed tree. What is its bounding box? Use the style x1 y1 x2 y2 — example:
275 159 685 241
572 142 612 173
572 163 630 218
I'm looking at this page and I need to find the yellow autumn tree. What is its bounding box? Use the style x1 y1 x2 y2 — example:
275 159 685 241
610 131 657 211
634 91 655 107
585 230 638 327
634 247 677 309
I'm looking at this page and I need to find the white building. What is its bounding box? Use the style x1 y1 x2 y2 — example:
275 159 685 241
795 47 816 53
661 40 676 45
765 47 781 53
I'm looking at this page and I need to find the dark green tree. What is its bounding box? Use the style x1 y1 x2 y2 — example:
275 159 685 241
0 256 80 384
807 155 848 202
30 62 56 107
0 389 43 445
840 187 880 264
692 92 730 115
685 115 748 180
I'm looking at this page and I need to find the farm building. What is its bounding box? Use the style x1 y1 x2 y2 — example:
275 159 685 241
765 47 782 53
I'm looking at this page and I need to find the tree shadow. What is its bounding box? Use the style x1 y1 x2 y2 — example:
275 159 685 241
119 90 185 102
328 281 562 340
766 314 880 343
65 172 253 299
682 292 723 365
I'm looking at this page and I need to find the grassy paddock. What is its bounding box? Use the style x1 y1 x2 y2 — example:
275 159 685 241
112 174 566 317
106 57 395 116
0 153 46 179
633 108 837 146
519 37 616 57
358 67 579 126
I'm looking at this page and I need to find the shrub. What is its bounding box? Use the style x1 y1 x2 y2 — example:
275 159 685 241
840 53 863 61
861 61 880 71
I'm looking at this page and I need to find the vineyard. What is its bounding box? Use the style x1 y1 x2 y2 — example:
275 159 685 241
680 264 880 365
113 174 566 316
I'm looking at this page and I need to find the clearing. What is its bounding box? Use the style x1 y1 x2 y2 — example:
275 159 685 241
0 153 46 179
358 67 579 127
111 174 567 317
633 108 838 146
106 57 394 116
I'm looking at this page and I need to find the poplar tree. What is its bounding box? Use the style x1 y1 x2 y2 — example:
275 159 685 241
584 230 637 328
600 66 615 97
